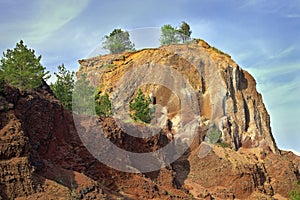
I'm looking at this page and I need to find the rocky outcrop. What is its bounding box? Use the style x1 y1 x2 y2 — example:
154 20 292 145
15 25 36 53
0 84 190 199
76 40 299 199
78 39 278 153
0 85 110 199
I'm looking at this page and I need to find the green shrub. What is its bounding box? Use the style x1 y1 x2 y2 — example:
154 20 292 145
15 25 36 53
219 142 229 148
104 63 116 69
289 181 300 200
129 89 153 124
289 190 300 200
95 92 112 117
207 126 222 144
210 46 230 57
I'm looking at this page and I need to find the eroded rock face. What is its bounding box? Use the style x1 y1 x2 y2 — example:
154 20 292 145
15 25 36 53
0 85 110 199
0 84 189 199
74 40 300 199
78 39 278 153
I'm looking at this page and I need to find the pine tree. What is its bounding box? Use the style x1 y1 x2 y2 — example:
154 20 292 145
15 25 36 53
102 29 135 54
95 92 112 117
178 21 192 43
160 24 180 46
72 73 95 115
50 64 75 110
129 89 152 124
0 40 50 91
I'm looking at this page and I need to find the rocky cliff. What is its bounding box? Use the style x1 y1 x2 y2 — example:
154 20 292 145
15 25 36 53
0 40 299 199
78 39 278 154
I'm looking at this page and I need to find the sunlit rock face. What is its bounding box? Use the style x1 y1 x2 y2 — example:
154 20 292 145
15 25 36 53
78 39 278 154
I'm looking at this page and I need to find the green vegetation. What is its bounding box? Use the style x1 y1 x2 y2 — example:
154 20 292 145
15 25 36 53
218 142 229 148
207 126 222 144
50 64 75 110
289 190 300 200
178 21 192 43
95 92 112 117
160 24 180 46
102 29 135 54
0 70 3 92
70 188 78 200
73 76 113 117
0 40 50 91
72 73 95 115
289 182 300 200
104 63 116 69
129 89 153 124
210 46 230 57
167 190 173 196
160 21 192 45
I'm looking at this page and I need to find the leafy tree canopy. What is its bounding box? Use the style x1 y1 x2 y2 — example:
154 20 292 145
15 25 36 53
206 125 222 144
50 64 75 110
0 40 50 91
102 29 135 54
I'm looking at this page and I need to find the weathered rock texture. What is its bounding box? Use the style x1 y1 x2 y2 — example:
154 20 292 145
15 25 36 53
0 84 190 199
0 40 299 199
78 39 278 154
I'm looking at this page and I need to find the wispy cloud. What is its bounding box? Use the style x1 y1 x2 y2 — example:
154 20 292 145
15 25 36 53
240 0 267 7
285 14 300 18
267 46 296 60
248 62 300 80
25 0 89 43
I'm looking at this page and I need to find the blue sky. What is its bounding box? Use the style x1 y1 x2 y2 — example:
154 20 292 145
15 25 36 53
0 0 299 154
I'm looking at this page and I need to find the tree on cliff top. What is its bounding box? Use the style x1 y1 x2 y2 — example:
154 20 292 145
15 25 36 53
50 64 75 110
178 21 192 43
160 24 180 46
160 22 192 45
102 29 135 54
0 40 50 91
